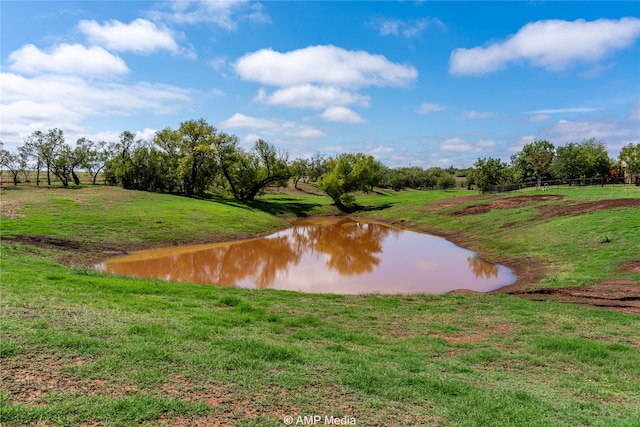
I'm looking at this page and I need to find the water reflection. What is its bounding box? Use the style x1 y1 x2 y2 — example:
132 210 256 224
96 218 515 294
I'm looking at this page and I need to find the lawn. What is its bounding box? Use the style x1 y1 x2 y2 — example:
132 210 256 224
1 184 639 426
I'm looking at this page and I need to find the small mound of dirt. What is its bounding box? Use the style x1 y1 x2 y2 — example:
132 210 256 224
622 260 640 273
536 198 640 220
451 195 564 216
517 280 640 314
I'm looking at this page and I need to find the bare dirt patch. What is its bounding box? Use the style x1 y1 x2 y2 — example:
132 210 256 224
536 198 640 220
516 280 640 315
450 194 565 216
622 260 640 273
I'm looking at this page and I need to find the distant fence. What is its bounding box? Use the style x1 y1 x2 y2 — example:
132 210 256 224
489 176 631 194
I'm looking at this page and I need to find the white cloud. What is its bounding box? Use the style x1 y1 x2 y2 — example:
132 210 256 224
0 72 193 147
147 0 270 29
450 17 640 76
283 127 326 139
218 113 327 139
367 145 394 157
320 106 366 124
457 110 496 119
219 113 279 131
78 19 180 54
234 45 417 88
508 135 537 152
527 107 602 114
372 17 445 38
417 102 446 114
254 85 370 110
8 44 128 75
527 114 551 123
542 117 639 142
440 138 473 152
439 137 497 153
208 56 228 70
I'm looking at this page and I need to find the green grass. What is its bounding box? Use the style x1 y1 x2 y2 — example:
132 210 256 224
1 184 639 426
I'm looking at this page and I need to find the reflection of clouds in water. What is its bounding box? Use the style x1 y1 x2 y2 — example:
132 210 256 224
466 256 500 280
414 259 438 271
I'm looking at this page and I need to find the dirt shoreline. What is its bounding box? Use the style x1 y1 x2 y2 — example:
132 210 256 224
4 193 639 314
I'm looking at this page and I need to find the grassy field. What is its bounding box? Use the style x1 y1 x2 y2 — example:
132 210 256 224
1 184 639 426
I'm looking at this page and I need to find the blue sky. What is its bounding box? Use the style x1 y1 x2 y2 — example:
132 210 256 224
1 1 639 168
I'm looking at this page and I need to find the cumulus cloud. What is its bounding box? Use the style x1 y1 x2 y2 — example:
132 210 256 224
320 106 366 124
450 17 640 76
7 44 128 75
417 102 446 114
254 85 369 110
439 137 497 153
372 17 445 38
457 110 496 119
78 19 180 54
234 45 417 88
218 113 279 131
508 135 537 152
218 113 326 138
542 117 639 141
147 0 269 29
0 72 193 146
527 114 551 123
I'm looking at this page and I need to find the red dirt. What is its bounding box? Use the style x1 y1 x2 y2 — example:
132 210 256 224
450 194 565 215
536 198 640 220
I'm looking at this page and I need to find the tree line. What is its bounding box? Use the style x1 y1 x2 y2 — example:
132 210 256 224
470 138 640 192
2 119 639 204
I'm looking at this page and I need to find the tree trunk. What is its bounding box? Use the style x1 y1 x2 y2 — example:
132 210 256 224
72 170 80 185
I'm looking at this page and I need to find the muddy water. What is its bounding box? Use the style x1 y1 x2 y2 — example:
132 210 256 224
95 218 515 294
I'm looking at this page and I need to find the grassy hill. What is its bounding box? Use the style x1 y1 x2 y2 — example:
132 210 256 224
1 184 639 426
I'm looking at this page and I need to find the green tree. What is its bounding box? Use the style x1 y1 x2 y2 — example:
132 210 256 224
0 143 27 186
85 140 110 185
619 142 640 184
552 142 583 179
104 131 142 188
318 153 382 207
175 119 218 196
290 158 309 189
579 138 611 178
437 174 456 191
217 138 291 201
473 157 508 193
511 139 554 184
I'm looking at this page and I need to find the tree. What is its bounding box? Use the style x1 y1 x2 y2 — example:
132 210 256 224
473 157 508 193
20 132 46 185
318 153 382 207
104 131 142 188
68 138 93 185
580 138 611 178
619 142 640 184
154 127 185 193
217 138 291 201
437 174 456 191
23 128 65 185
552 142 584 179
290 158 309 189
0 143 27 186
85 140 110 185
175 118 218 196
511 139 554 184
50 144 74 187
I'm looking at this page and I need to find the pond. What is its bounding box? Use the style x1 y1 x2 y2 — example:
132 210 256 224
95 218 515 294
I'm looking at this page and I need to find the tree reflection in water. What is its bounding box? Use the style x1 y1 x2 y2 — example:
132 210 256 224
96 218 514 294
466 256 500 279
